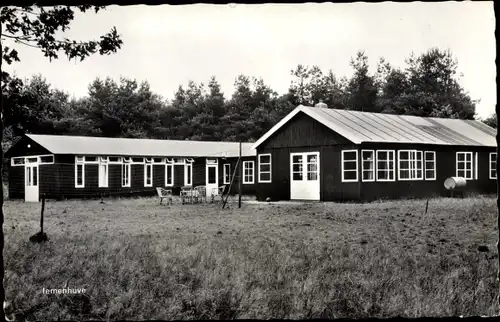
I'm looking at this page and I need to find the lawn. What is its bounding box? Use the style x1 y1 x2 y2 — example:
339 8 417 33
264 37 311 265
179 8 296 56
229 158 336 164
2 195 499 320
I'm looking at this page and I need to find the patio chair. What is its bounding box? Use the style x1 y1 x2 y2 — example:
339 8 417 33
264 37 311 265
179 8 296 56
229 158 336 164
193 185 207 203
180 186 194 204
211 185 226 204
156 187 173 205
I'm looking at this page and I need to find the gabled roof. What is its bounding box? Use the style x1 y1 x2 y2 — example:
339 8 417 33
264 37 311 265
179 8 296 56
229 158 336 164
22 134 256 158
252 105 497 149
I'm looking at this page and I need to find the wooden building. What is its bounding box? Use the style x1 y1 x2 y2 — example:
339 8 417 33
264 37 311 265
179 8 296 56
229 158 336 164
252 103 497 202
5 134 257 202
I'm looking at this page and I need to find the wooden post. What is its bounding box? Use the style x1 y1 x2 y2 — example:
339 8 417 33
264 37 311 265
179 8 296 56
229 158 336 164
424 198 429 216
222 158 240 209
238 142 242 209
40 194 45 234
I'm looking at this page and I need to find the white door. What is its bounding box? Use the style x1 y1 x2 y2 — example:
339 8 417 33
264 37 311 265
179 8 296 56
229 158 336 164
290 152 320 200
206 164 219 198
25 159 40 202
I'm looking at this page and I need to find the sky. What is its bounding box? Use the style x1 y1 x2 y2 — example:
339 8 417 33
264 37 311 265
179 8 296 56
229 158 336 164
4 2 496 119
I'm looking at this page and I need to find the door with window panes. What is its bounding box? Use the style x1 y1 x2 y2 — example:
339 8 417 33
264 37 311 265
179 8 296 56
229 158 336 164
25 157 39 202
290 152 320 200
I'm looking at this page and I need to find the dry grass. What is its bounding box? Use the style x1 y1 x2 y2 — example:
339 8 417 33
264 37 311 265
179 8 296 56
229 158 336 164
3 195 499 320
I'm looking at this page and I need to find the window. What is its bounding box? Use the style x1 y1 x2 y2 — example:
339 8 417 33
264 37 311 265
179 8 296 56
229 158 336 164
376 150 395 181
258 154 272 183
153 157 164 164
342 150 358 182
424 151 436 180
398 150 423 180
39 155 55 164
98 157 109 188
361 150 375 182
109 156 122 164
11 157 25 166
243 161 254 184
184 163 192 186
306 154 319 181
223 164 231 184
292 155 303 181
132 157 145 164
474 152 478 179
84 156 98 163
122 158 131 187
456 152 474 179
165 164 174 186
75 157 85 188
490 153 497 179
144 158 153 187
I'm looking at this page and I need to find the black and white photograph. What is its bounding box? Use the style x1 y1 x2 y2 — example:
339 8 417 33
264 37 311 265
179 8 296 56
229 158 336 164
0 1 498 320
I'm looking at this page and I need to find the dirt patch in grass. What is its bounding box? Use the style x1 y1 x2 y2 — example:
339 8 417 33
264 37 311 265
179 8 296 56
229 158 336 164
3 196 499 319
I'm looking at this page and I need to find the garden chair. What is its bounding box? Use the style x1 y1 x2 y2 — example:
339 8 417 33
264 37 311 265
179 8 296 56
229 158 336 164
156 187 173 205
193 185 207 203
211 185 226 204
180 186 194 204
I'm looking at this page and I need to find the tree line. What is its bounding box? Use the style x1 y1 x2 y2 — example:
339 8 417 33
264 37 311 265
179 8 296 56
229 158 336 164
2 47 495 154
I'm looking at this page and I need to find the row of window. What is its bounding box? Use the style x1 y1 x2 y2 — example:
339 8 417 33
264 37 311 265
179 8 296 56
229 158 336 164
341 150 435 182
75 156 194 188
341 150 497 182
74 157 262 188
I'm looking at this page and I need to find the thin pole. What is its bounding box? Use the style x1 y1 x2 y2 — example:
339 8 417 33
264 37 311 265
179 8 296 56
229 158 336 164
222 158 240 209
40 194 45 234
238 142 242 209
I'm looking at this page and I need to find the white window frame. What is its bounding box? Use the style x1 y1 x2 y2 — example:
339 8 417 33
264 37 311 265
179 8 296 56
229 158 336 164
424 151 436 181
341 150 358 182
206 158 218 165
474 152 478 180
11 157 25 166
98 157 109 188
131 157 145 164
489 152 497 179
75 156 85 188
258 154 272 183
243 161 255 184
376 150 396 182
122 158 131 188
361 150 375 182
152 157 165 164
83 156 99 164
223 163 231 184
398 150 423 181
108 156 122 164
11 154 55 166
144 158 153 187
184 163 193 186
456 152 474 180
165 163 174 186
173 158 185 164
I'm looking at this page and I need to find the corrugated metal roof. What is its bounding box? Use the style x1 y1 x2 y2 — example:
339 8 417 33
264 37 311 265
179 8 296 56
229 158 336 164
252 105 497 148
25 134 256 158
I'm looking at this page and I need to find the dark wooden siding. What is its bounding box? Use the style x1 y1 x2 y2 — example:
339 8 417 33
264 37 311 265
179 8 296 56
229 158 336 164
8 165 24 199
4 136 52 158
256 112 356 201
256 144 359 202
260 111 351 149
256 112 496 202
358 143 497 201
8 153 258 200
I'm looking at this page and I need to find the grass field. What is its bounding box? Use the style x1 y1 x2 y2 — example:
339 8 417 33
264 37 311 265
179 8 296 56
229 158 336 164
2 195 499 320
